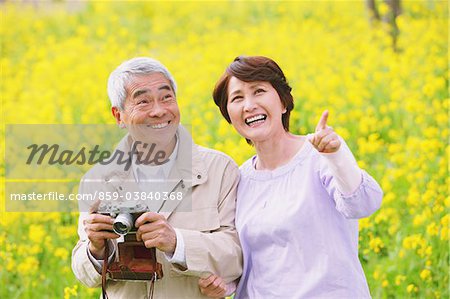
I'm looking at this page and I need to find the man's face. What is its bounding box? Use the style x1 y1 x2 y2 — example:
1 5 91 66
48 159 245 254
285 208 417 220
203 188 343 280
112 73 180 146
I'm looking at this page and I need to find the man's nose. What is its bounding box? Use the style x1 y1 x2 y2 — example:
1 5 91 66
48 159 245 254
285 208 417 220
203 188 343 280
148 102 165 118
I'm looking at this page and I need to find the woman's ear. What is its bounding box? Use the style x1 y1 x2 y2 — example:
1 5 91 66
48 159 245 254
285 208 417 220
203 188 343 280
282 107 287 114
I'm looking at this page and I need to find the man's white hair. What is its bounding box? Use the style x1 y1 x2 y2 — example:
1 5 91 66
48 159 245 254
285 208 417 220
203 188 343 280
107 57 177 110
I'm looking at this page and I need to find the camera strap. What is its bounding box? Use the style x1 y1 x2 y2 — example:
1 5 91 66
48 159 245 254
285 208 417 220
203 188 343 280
101 239 109 299
147 274 156 299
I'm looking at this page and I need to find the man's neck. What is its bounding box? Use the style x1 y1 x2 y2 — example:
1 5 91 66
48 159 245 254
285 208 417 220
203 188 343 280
132 136 177 166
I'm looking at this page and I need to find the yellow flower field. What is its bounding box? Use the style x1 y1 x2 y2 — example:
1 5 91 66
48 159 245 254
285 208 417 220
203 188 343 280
1 1 448 298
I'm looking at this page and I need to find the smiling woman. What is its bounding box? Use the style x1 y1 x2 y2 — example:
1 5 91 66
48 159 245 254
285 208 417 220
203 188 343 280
226 78 287 144
199 56 384 298
213 56 294 145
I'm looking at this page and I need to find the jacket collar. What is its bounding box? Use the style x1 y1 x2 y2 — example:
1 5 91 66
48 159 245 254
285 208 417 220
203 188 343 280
102 125 207 184
100 125 207 218
172 125 207 187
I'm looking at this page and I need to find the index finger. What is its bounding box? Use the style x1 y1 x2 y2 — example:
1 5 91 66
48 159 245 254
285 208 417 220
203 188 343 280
315 110 329 132
135 212 163 227
89 199 102 213
86 213 114 224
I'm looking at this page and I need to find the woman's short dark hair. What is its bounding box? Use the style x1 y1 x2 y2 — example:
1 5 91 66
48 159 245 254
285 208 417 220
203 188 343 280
213 56 294 132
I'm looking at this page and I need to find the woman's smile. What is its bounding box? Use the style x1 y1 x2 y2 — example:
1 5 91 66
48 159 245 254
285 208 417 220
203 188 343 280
227 77 286 142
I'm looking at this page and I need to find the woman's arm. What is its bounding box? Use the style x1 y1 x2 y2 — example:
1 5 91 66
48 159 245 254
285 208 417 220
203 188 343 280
309 110 383 219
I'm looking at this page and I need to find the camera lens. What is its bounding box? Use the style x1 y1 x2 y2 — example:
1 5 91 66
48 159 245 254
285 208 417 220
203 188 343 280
113 213 133 235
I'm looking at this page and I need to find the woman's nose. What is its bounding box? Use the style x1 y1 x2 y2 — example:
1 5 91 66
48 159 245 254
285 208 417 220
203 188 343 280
243 98 257 112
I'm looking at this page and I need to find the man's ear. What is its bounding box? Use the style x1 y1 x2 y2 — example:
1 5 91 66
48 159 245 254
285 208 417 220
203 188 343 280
111 107 122 124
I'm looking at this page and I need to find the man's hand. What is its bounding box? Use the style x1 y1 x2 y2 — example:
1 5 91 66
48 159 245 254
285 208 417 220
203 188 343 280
84 214 120 259
309 110 341 153
198 274 231 298
135 212 177 254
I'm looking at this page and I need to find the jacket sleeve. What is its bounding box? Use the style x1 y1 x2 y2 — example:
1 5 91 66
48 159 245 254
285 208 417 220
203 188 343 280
319 140 383 219
71 179 117 288
72 212 103 288
171 160 243 283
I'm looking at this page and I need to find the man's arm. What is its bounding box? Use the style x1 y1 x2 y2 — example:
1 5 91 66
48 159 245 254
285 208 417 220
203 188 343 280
71 177 120 288
199 274 237 298
171 160 243 283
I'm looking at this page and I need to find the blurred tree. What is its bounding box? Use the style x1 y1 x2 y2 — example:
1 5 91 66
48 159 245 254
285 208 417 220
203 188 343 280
366 0 402 51
366 0 381 24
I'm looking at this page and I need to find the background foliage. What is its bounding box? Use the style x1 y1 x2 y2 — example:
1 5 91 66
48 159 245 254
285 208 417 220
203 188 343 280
1 1 448 298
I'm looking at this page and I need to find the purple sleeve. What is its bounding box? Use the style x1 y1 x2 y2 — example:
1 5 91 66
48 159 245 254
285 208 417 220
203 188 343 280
320 167 383 219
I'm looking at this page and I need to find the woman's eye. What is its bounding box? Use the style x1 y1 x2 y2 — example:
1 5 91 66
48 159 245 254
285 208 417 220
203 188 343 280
231 96 243 103
138 100 148 105
255 88 265 94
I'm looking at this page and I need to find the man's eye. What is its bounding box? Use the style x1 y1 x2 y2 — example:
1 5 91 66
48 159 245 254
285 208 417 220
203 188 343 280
138 100 148 105
163 94 173 100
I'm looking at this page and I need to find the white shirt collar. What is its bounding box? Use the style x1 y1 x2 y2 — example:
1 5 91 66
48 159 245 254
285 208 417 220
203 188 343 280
131 134 179 181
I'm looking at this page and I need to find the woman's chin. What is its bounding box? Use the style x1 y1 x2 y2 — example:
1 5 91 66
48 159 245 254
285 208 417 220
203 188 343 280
243 133 267 144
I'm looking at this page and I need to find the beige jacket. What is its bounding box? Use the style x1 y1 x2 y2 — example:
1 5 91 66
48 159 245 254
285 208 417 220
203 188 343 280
72 126 242 298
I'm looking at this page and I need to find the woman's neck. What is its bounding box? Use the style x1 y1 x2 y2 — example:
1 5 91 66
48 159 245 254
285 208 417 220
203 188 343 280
253 132 305 170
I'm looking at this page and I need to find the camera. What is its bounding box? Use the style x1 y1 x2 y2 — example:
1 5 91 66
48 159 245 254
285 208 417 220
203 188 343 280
99 201 146 236
97 200 163 281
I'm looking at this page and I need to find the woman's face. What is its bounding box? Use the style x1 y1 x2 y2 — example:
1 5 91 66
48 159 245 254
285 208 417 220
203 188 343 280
226 76 287 143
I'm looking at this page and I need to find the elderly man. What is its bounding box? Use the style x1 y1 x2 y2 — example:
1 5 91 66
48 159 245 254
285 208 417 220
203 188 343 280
72 57 242 298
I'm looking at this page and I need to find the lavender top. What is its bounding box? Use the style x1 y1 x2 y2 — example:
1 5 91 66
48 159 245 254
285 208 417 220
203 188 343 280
235 141 383 298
